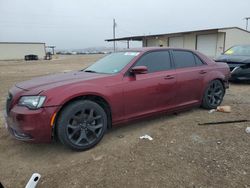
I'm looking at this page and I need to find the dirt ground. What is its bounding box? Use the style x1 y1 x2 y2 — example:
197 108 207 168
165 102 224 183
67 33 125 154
0 55 249 188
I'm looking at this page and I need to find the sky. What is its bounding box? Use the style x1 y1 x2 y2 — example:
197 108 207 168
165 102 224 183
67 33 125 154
0 0 249 50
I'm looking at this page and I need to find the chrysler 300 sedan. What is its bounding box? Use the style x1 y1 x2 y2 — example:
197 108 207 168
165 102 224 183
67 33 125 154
4 48 230 150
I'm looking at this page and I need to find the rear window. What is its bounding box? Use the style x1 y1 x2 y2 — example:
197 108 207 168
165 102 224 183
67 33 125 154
194 55 205 66
172 50 196 68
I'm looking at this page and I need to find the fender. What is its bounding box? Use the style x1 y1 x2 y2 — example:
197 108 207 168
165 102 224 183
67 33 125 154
197 66 228 102
42 82 114 108
40 79 127 124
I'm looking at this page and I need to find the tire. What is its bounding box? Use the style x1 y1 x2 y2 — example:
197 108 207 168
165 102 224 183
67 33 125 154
201 80 225 109
57 100 107 151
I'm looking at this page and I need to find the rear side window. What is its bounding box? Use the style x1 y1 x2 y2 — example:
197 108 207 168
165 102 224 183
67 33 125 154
172 50 196 68
135 51 171 73
194 55 205 66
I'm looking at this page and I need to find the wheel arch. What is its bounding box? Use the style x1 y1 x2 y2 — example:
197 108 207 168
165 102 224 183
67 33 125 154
203 77 226 96
212 77 228 90
204 69 229 90
52 94 113 139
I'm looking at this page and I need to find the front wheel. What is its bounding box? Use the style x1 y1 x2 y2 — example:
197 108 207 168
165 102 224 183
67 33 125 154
201 80 225 109
57 100 107 151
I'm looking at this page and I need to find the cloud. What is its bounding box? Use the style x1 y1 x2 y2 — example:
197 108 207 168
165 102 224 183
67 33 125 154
0 0 249 49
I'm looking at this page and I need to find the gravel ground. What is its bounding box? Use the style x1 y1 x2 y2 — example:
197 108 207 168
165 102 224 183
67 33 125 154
0 55 249 188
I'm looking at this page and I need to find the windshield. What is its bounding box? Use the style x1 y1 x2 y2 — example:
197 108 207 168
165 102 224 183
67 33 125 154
224 45 250 56
84 52 140 74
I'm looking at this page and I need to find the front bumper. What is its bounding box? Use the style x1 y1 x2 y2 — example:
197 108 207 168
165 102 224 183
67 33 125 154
4 105 58 143
229 65 250 81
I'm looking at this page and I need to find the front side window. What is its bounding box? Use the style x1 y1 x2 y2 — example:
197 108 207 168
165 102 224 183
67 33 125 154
85 52 140 74
134 51 171 73
172 50 196 68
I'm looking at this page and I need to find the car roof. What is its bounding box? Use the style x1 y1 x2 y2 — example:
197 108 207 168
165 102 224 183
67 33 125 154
118 47 197 53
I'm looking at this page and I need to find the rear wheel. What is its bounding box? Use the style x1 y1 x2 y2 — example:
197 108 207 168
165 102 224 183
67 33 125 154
57 100 107 151
202 80 225 109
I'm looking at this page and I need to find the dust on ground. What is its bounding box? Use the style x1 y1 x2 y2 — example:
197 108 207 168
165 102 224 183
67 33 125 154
0 55 249 188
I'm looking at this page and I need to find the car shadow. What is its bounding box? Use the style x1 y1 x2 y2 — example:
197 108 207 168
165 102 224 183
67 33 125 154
106 108 197 136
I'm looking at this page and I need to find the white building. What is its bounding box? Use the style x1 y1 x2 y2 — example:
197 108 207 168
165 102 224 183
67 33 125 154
0 42 46 60
106 27 250 58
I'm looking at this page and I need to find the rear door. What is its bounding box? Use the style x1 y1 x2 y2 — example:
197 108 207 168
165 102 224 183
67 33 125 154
123 50 177 119
171 50 207 107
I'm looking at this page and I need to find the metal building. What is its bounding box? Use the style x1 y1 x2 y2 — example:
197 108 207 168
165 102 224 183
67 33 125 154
0 42 46 60
106 27 250 58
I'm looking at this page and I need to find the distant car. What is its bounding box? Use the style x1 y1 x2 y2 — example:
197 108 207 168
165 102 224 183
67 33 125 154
4 48 230 151
215 45 250 81
45 52 52 60
24 54 38 61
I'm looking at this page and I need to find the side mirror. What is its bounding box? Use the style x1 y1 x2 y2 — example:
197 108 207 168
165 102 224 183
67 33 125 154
130 66 148 74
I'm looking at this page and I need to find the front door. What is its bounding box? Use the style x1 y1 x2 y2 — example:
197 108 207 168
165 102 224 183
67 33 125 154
123 50 177 120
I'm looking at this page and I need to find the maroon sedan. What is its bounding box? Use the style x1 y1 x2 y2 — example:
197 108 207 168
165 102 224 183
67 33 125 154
4 48 230 150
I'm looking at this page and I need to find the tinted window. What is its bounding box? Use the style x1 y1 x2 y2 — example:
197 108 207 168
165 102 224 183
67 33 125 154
173 51 196 68
135 51 171 73
194 55 204 66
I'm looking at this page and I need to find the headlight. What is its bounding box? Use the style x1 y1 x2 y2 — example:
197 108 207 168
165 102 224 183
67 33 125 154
18 96 46 109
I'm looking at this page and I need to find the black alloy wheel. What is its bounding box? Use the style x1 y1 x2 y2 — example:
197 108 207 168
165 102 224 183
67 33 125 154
57 100 107 151
202 80 225 109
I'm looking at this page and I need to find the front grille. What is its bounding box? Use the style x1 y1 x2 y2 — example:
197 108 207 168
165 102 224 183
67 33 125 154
6 92 13 115
227 62 244 72
229 67 235 71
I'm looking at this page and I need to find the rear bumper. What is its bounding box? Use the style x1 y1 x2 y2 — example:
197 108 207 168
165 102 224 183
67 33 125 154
4 105 58 143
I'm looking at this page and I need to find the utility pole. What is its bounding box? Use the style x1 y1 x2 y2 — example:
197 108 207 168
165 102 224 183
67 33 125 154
244 17 250 31
113 19 116 52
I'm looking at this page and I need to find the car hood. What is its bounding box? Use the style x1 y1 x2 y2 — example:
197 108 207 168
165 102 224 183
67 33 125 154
15 71 110 93
215 55 250 64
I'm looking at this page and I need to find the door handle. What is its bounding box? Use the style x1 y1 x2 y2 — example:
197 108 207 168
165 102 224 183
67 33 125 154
164 75 175 80
199 70 207 74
